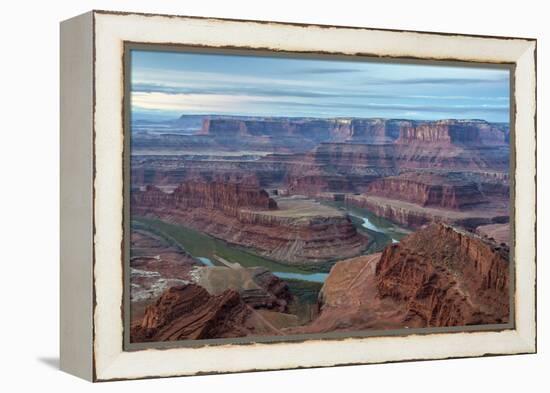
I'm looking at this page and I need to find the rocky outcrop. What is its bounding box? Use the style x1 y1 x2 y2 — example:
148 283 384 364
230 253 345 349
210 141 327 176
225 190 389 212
131 224 511 341
393 120 509 172
344 190 508 229
397 119 506 146
398 121 479 145
129 229 201 305
366 172 487 209
197 266 292 312
131 284 281 342
135 181 277 216
284 143 397 195
296 223 510 334
132 183 369 264
131 117 509 195
476 223 510 246
344 194 434 227
375 223 509 327
347 119 404 144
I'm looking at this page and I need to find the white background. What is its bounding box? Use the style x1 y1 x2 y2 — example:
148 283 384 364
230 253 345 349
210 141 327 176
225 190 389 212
0 0 546 391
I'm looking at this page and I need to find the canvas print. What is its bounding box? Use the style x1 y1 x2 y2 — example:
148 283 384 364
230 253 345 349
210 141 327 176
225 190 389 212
127 49 511 344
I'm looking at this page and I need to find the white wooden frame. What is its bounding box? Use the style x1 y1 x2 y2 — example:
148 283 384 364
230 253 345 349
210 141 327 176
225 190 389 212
60 10 537 382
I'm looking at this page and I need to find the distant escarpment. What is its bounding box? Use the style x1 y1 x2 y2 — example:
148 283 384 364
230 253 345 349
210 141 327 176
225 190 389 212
366 172 487 209
396 119 507 146
131 284 281 342
132 117 508 160
395 121 509 172
284 143 397 195
131 118 509 197
295 223 509 334
132 181 369 264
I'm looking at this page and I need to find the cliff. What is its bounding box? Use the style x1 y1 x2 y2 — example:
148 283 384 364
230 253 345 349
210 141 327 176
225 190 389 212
131 284 281 342
366 172 487 209
295 223 509 334
375 223 509 327
131 117 509 192
344 194 433 227
283 143 397 195
134 181 277 217
197 266 292 312
132 182 369 264
396 119 506 146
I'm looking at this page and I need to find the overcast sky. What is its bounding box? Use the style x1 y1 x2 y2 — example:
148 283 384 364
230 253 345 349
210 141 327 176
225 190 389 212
131 49 510 122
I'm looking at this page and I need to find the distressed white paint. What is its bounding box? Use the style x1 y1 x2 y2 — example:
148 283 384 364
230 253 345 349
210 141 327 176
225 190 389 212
91 11 536 381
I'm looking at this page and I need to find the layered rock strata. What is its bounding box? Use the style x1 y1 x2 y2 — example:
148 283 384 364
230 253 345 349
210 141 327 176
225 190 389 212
375 223 509 327
131 284 281 342
344 194 508 229
131 118 509 197
132 182 369 264
366 172 487 209
196 266 292 312
295 223 509 333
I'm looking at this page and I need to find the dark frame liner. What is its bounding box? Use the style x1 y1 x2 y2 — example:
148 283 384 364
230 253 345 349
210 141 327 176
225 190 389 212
121 42 517 352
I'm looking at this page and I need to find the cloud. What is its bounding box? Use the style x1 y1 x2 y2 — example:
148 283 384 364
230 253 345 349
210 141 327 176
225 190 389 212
268 100 509 114
132 82 508 103
294 67 363 74
132 91 509 119
365 76 509 86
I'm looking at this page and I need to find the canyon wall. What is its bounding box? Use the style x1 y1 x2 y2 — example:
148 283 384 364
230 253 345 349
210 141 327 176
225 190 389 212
296 223 510 334
131 223 511 340
396 119 506 146
375 223 509 327
131 284 281 342
344 194 434 227
366 172 487 209
132 182 369 264
131 118 509 198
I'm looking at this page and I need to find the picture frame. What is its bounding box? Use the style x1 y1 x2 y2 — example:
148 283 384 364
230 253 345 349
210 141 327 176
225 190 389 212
60 10 536 381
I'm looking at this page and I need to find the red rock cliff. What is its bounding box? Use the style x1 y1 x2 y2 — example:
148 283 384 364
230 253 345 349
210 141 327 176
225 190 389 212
134 181 277 217
397 120 485 145
366 172 487 209
132 182 369 264
295 223 510 334
375 223 509 327
131 284 280 342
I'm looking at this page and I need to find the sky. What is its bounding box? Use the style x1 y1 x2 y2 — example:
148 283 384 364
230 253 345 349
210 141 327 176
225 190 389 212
130 49 510 123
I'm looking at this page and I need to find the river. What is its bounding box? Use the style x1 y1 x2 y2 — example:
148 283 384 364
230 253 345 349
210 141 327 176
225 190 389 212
133 204 409 286
193 256 328 283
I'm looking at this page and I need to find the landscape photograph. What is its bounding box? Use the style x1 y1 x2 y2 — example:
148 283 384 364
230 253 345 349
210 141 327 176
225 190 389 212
127 49 512 344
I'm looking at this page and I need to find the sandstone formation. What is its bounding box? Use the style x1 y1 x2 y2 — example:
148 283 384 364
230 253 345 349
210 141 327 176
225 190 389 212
196 266 292 312
132 182 369 264
131 284 281 342
137 181 278 214
344 194 508 229
284 143 397 195
476 223 510 246
395 122 509 172
295 223 510 334
366 172 487 209
396 119 507 146
131 117 509 204
129 115 512 342
130 223 511 342
375 223 509 327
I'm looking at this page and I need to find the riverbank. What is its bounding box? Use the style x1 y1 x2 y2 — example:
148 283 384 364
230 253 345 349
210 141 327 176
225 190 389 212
321 200 411 252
